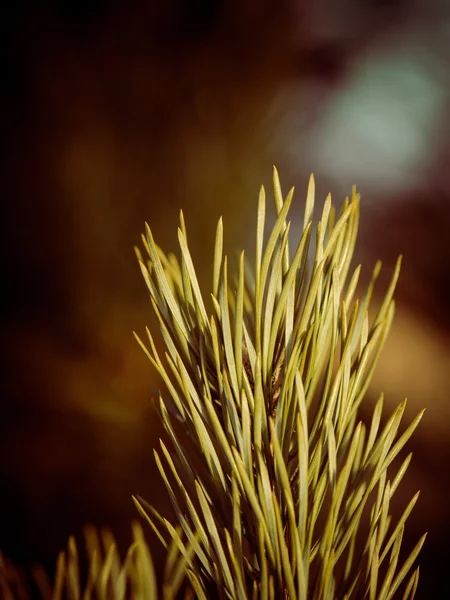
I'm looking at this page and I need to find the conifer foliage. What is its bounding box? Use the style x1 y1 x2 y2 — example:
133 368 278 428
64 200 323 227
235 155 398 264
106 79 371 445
1 170 426 599
134 169 426 599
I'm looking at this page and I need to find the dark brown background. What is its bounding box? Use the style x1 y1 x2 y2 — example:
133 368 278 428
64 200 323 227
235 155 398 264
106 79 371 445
2 1 450 596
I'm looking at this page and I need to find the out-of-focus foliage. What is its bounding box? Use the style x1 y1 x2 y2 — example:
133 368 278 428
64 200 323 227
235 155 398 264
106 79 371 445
0 524 160 600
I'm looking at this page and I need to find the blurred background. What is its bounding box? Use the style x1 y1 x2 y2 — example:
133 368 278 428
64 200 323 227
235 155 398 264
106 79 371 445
1 0 450 596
